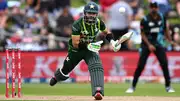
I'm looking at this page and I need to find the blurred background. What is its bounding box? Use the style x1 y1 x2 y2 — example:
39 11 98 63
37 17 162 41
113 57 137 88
0 0 180 84
0 0 179 52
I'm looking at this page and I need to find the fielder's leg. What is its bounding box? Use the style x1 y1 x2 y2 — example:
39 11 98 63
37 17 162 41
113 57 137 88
84 51 104 100
126 46 150 93
133 47 150 88
154 46 174 92
50 51 83 86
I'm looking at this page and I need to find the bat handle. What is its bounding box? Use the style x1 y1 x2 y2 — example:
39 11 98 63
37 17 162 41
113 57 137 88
115 41 121 47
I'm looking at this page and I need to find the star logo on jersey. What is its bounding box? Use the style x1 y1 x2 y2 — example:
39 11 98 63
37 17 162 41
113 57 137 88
66 57 70 61
89 4 95 9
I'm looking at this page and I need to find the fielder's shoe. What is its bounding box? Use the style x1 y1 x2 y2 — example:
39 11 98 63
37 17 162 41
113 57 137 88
94 91 103 100
126 87 135 93
166 87 175 93
49 77 57 86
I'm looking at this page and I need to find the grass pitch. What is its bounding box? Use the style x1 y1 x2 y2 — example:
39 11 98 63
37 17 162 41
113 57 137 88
0 83 179 96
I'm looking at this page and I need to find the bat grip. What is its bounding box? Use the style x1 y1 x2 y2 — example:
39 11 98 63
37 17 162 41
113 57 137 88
115 41 121 47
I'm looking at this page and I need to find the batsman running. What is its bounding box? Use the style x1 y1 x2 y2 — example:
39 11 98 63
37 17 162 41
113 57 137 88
49 2 121 100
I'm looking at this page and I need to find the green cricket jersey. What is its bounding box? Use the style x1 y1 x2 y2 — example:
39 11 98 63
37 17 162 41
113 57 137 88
68 17 106 51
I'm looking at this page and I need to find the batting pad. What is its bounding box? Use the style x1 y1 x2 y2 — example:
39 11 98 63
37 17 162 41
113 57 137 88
89 63 104 96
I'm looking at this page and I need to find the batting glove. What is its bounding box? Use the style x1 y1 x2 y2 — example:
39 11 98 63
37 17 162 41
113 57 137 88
87 41 103 53
110 40 121 52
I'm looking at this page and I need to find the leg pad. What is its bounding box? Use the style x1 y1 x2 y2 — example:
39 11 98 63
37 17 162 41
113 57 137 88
89 63 104 96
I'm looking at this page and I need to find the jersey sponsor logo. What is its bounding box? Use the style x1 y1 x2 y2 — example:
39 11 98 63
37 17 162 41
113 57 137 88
81 30 89 35
80 36 95 43
149 22 154 26
66 57 70 61
72 26 78 32
150 27 160 33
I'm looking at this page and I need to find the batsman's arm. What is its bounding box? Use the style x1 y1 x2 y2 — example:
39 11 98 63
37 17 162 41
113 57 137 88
72 34 88 49
71 22 81 49
71 22 88 49
72 35 80 48
98 19 114 42
100 21 123 52
103 30 114 42
101 25 114 42
101 22 132 45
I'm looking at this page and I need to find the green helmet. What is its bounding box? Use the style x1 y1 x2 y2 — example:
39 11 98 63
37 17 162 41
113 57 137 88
83 2 99 24
84 2 99 14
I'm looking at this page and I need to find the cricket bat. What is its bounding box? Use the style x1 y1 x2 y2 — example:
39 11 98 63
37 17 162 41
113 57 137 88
115 32 133 46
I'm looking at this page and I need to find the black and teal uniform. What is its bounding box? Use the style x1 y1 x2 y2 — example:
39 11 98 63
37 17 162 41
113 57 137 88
132 12 171 88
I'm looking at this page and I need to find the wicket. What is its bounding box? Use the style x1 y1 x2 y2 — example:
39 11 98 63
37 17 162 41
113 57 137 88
5 48 22 98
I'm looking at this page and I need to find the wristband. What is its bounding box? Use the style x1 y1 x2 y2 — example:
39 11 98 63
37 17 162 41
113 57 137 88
106 33 114 42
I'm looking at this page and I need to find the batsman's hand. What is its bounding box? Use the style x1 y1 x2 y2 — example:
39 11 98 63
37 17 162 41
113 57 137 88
87 41 103 53
110 40 121 52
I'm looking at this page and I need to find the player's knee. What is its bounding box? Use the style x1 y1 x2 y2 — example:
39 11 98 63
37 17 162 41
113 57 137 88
54 68 69 81
89 63 104 72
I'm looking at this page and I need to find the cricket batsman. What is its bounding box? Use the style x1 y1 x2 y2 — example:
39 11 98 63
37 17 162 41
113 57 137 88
126 2 176 93
49 2 121 100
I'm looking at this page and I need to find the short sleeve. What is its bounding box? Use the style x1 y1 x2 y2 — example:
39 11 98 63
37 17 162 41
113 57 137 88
72 21 81 35
99 19 106 31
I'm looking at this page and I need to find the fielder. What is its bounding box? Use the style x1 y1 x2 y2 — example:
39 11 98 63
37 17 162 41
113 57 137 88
126 2 176 93
49 2 121 100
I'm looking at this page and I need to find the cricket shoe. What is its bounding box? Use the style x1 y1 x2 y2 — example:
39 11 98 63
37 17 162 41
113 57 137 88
49 77 57 86
94 91 103 100
125 87 135 93
166 87 175 93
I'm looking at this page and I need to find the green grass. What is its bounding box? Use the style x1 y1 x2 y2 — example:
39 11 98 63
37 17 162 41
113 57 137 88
0 83 180 96
71 0 86 8
168 18 180 25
